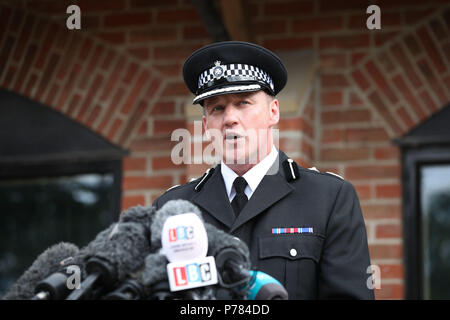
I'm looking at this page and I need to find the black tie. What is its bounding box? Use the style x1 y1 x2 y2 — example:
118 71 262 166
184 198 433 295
231 176 248 217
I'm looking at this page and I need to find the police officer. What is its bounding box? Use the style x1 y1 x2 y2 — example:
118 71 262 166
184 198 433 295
152 41 375 300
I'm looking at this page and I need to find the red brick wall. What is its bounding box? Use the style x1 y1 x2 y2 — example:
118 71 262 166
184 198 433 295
1 0 449 299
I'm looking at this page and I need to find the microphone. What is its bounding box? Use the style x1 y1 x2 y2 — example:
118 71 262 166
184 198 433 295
151 200 250 282
102 278 144 300
210 233 288 300
100 205 157 300
145 200 221 299
32 254 84 300
139 252 217 300
30 224 121 300
238 270 289 300
203 225 252 299
118 204 155 229
2 242 79 300
148 199 287 300
66 220 152 300
204 223 251 272
150 199 203 250
139 252 174 300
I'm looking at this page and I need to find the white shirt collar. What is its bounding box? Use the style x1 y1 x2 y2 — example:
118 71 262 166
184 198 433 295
221 145 279 201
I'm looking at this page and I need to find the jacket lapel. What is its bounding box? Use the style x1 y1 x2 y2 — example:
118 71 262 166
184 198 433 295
229 151 294 233
191 164 235 229
191 151 296 232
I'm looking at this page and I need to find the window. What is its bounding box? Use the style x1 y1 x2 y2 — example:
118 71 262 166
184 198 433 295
420 164 450 299
395 104 450 299
0 170 118 295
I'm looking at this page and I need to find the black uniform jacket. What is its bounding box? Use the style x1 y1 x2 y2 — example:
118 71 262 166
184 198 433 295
152 150 375 299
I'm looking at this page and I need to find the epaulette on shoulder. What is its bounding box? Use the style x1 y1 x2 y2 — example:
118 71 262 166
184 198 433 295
324 171 344 180
164 184 181 193
163 175 202 194
305 166 344 180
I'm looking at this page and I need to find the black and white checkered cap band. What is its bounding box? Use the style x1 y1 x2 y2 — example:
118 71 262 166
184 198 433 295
197 63 274 93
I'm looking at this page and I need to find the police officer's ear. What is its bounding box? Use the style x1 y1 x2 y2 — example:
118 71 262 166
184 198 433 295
267 95 280 128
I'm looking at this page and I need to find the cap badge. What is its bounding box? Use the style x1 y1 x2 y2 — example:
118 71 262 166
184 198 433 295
212 60 225 79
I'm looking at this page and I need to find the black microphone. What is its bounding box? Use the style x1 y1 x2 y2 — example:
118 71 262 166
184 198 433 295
101 204 156 299
31 222 126 300
66 220 152 300
204 223 252 279
101 251 171 300
102 278 145 300
32 255 83 300
65 222 151 300
118 204 155 229
202 223 252 299
2 242 79 300
139 252 174 300
206 227 288 300
100 205 157 300
32 224 125 300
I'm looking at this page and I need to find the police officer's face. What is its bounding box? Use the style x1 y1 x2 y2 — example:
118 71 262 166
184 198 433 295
202 90 279 166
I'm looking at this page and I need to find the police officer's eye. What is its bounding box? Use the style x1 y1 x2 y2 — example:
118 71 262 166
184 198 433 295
212 106 224 112
240 100 249 105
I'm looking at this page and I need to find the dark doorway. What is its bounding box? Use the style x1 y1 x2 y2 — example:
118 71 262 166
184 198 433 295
0 89 128 296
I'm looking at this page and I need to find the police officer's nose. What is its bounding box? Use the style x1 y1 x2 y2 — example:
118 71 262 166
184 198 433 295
223 105 239 127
